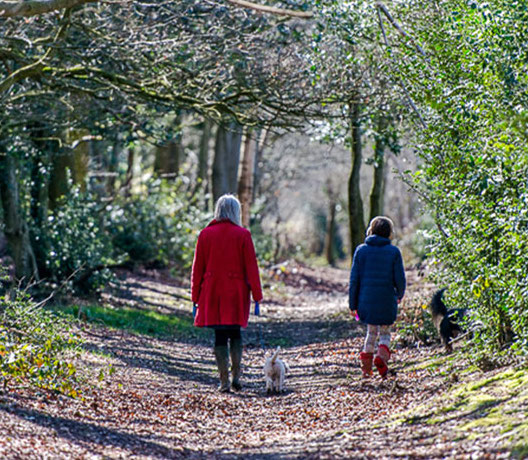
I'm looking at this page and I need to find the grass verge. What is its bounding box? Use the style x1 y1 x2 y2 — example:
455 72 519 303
52 304 208 340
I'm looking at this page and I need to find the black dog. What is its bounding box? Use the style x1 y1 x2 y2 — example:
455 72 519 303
429 289 466 352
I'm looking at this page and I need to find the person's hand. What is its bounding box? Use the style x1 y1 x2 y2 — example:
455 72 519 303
350 309 357 317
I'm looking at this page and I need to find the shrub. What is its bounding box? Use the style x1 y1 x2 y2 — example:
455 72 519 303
108 178 209 268
34 186 117 292
31 180 209 292
0 290 81 397
396 301 437 348
399 0 528 354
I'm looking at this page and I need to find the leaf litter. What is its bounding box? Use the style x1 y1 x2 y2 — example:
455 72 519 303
0 262 516 458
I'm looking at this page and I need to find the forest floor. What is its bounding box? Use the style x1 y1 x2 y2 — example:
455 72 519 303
0 262 526 459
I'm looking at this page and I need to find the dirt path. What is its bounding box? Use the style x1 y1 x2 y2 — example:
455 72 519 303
0 263 511 458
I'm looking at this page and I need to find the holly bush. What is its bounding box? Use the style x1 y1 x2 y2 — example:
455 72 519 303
108 178 209 267
397 0 528 353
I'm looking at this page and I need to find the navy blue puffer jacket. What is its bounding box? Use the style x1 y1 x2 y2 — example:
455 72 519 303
349 235 406 325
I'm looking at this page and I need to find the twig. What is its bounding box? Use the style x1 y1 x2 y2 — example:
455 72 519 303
225 0 313 19
32 265 85 309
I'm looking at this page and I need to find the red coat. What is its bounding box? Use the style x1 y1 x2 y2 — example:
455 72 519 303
191 219 263 328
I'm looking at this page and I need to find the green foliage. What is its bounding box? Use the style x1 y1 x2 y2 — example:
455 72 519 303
36 186 117 291
396 302 437 348
108 179 209 267
250 218 276 265
394 0 528 353
30 180 208 292
0 292 81 397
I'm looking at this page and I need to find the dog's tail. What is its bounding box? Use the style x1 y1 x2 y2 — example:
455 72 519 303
430 288 448 317
270 346 281 364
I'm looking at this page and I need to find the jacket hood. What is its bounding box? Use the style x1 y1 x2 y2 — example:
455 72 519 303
365 235 391 247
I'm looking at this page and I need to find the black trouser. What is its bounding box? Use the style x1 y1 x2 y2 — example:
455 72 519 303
214 327 241 347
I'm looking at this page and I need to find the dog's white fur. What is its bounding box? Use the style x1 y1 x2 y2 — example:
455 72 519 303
263 346 290 393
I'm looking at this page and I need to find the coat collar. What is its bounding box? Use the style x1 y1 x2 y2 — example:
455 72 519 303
365 235 391 246
206 218 236 227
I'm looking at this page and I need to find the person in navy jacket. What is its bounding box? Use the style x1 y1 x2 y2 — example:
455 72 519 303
349 216 406 378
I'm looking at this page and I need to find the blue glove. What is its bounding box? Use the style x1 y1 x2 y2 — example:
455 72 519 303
254 301 260 316
192 303 197 319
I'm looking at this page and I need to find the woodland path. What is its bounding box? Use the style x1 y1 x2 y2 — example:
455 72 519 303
0 263 511 459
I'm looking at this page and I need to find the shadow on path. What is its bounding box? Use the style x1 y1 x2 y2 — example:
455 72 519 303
0 404 187 459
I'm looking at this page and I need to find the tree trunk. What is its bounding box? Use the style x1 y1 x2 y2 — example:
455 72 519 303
212 122 242 203
238 129 257 228
124 147 135 197
30 154 51 277
369 115 388 221
0 154 39 282
154 113 184 179
348 103 365 255
106 134 120 195
49 129 90 209
252 128 269 202
198 118 212 188
48 152 73 210
324 199 337 267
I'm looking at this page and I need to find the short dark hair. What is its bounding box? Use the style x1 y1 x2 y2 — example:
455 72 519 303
367 216 394 239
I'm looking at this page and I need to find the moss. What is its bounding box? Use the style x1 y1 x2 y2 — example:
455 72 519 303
390 361 528 457
403 354 451 372
512 443 528 459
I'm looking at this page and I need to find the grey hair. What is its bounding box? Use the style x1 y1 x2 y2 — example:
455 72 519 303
214 194 241 226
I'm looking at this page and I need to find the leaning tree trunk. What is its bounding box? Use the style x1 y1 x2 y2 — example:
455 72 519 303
0 154 39 282
369 115 388 221
238 129 257 228
212 123 242 203
348 103 366 255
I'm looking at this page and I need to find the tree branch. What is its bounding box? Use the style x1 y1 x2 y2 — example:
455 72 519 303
0 0 95 18
376 5 427 129
376 2 428 59
225 0 313 19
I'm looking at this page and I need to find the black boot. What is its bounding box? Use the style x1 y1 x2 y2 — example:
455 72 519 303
230 338 243 391
214 346 230 392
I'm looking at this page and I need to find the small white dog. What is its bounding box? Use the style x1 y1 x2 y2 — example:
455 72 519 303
263 346 290 394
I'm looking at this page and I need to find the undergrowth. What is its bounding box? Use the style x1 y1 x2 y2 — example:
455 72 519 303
0 292 81 397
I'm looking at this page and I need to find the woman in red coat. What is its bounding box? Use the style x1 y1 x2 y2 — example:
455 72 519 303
191 194 263 392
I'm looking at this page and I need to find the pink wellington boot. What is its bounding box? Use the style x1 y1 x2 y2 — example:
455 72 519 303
359 352 374 378
374 344 391 378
